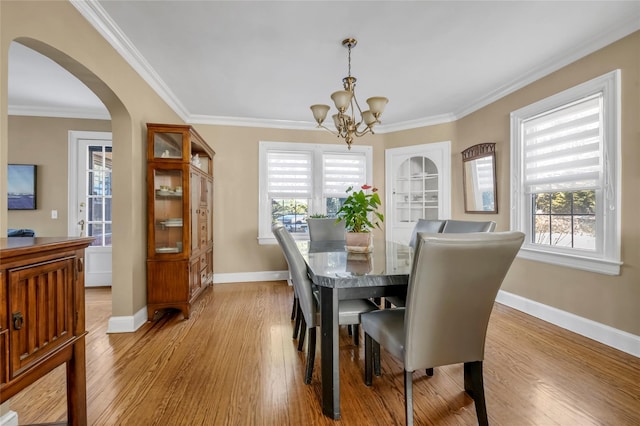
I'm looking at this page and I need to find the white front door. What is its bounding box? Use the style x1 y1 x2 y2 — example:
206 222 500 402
385 141 451 244
68 131 113 287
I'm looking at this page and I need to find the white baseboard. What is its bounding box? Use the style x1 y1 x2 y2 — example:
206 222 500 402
496 290 640 358
213 270 289 284
0 411 18 426
106 305 147 333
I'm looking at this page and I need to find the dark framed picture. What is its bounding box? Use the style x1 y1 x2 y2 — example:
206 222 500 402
8 164 37 210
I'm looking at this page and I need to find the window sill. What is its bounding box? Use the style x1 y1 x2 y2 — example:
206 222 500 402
517 247 622 275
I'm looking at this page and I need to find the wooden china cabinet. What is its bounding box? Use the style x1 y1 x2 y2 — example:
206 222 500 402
146 123 215 320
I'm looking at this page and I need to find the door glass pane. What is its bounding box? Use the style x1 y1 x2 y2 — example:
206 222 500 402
86 146 112 247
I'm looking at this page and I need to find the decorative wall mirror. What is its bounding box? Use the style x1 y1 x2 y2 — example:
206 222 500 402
462 143 497 213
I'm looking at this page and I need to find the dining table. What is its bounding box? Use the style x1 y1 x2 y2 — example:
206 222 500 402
296 238 414 420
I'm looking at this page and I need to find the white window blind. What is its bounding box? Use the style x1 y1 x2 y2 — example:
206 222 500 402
267 151 312 198
322 152 366 197
523 95 602 193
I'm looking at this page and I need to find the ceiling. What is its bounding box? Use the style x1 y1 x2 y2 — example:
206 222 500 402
7 1 640 132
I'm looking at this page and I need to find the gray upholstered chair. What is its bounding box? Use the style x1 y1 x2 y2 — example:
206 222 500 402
308 218 346 241
408 219 446 249
386 219 448 308
272 223 378 384
361 231 524 426
441 219 496 233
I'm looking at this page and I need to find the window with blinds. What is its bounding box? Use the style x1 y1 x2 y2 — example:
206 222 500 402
523 95 602 194
510 70 621 275
259 142 372 241
267 151 312 198
322 153 366 197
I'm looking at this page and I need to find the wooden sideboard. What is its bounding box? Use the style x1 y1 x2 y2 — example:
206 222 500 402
0 236 94 426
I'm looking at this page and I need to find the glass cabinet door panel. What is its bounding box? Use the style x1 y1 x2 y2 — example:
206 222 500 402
394 156 439 224
190 171 200 252
153 132 183 159
153 168 184 253
207 178 213 243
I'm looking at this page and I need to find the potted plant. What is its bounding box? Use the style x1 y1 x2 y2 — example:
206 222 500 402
335 185 384 252
307 213 346 241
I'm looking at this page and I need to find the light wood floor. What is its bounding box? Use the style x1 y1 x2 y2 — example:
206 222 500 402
8 282 640 425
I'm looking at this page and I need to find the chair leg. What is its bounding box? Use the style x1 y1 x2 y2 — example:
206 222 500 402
426 368 434 376
304 327 316 384
373 339 381 376
404 370 414 426
290 295 298 321
297 318 306 351
364 333 373 386
292 305 302 339
464 361 488 426
352 324 360 346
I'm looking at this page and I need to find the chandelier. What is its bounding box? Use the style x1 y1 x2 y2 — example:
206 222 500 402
310 38 388 150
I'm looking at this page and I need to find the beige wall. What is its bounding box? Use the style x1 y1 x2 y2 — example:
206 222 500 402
1 1 638 339
7 116 111 235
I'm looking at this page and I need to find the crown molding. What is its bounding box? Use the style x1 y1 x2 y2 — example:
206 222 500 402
187 114 318 131
70 0 190 121
8 105 110 120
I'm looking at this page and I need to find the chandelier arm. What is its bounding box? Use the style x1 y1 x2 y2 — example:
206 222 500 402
353 127 374 138
316 123 339 138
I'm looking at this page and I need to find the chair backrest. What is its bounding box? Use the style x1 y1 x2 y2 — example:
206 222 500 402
272 223 318 327
441 220 496 233
403 231 524 371
308 218 346 241
408 219 446 248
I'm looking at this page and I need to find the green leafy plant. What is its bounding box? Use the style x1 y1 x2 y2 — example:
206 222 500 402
309 213 328 218
335 185 384 233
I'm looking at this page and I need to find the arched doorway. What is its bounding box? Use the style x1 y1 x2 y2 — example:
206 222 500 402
6 37 139 332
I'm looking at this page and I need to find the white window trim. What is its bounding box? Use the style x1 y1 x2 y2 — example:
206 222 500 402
258 141 373 245
510 70 622 275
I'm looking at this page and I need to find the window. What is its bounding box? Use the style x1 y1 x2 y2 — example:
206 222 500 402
510 70 621 275
259 141 372 243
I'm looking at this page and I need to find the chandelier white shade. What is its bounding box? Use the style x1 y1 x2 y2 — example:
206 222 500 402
310 38 388 149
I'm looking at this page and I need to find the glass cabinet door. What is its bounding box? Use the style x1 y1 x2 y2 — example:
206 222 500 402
394 156 439 222
152 131 184 159
385 141 451 245
153 168 184 253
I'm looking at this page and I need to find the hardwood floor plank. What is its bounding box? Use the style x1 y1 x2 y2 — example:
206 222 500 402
8 283 640 425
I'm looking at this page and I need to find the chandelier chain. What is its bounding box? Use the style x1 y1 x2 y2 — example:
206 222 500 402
347 44 352 77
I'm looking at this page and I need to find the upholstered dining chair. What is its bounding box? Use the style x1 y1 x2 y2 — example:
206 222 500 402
361 231 524 426
408 219 446 249
441 219 496 233
272 223 378 384
386 219 497 309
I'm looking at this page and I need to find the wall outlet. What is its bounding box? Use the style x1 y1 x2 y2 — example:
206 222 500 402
51 210 58 219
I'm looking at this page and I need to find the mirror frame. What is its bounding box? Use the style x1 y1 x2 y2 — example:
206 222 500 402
462 143 498 214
